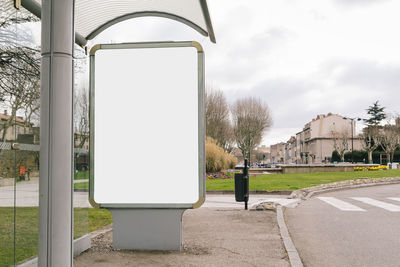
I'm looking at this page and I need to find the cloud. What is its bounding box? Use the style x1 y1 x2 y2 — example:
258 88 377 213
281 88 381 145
225 78 319 129
70 0 400 147
333 0 391 7
221 56 400 146
328 60 400 91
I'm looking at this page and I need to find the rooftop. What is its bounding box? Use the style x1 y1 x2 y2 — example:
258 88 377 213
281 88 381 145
0 110 25 123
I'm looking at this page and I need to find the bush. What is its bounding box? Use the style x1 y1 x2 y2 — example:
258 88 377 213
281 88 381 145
344 150 368 163
343 150 400 164
206 137 238 173
331 151 341 162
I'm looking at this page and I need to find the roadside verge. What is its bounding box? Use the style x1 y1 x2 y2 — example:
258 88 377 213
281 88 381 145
289 177 400 200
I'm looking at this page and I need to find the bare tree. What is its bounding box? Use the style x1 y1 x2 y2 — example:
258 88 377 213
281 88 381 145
23 78 40 128
231 97 272 161
73 87 89 149
205 88 234 152
0 1 40 142
380 118 400 163
362 127 382 164
73 45 89 150
331 130 349 162
0 1 40 92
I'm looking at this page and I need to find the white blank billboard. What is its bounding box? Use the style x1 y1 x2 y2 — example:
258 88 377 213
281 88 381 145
89 42 205 208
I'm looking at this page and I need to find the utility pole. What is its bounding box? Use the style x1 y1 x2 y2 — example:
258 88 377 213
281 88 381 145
343 117 362 163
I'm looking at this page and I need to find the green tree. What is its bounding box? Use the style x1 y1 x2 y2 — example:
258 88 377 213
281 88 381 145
362 101 386 163
364 101 386 126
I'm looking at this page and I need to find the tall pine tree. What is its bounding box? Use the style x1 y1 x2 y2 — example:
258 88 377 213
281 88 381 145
364 101 386 126
362 101 386 163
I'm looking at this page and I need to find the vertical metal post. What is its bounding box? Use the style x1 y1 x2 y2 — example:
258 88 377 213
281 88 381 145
243 159 249 210
39 0 74 266
351 119 354 164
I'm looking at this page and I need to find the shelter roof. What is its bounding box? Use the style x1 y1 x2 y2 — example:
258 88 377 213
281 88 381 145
20 0 216 46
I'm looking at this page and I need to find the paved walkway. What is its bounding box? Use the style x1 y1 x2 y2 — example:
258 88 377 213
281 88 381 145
74 208 290 266
0 178 91 207
1 179 299 209
1 181 295 266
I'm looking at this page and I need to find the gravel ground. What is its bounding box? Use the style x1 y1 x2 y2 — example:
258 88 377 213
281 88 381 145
74 208 289 267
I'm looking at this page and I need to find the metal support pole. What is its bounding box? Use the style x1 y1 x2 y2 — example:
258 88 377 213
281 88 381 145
243 159 249 210
351 119 354 164
39 0 74 266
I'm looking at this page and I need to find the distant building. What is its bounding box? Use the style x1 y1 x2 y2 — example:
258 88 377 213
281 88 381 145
285 136 297 164
295 113 363 163
0 110 37 143
270 142 286 163
255 145 271 163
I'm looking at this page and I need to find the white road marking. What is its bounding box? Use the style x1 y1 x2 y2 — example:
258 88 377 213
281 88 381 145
317 197 366 211
387 197 400 203
351 197 400 212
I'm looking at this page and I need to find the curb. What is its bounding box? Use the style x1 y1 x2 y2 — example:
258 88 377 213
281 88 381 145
304 181 400 199
90 224 113 239
73 190 293 195
206 190 292 195
74 188 88 192
287 180 400 200
276 205 303 267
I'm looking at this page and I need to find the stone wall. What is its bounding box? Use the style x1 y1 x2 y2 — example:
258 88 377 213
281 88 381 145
280 164 377 174
249 164 379 175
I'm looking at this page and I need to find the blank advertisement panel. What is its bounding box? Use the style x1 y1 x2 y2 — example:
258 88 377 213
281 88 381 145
89 42 205 208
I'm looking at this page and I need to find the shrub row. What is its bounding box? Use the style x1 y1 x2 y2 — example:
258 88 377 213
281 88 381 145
206 137 238 173
332 150 400 163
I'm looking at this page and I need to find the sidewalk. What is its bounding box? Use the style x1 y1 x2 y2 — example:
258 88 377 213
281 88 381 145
74 196 291 267
0 178 91 207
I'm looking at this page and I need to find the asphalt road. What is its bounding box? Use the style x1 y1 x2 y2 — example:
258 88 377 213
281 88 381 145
285 184 400 267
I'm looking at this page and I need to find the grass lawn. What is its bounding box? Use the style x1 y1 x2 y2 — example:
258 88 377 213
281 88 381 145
74 181 88 190
206 169 400 191
74 171 88 180
0 207 112 267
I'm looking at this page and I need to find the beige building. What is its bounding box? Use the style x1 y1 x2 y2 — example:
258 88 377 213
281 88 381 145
0 110 35 142
285 136 297 164
255 145 271 163
270 142 286 163
295 113 363 163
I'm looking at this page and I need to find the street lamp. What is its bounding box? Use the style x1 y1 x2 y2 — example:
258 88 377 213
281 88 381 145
343 117 362 163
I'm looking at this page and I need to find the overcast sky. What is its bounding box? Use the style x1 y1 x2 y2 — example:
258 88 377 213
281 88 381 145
30 0 400 146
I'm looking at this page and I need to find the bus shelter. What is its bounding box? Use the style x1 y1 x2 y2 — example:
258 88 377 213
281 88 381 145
16 0 216 266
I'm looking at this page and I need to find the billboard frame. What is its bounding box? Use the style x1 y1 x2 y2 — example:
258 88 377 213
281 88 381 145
88 41 205 209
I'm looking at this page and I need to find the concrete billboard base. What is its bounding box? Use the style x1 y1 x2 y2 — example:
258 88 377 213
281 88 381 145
109 209 185 251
